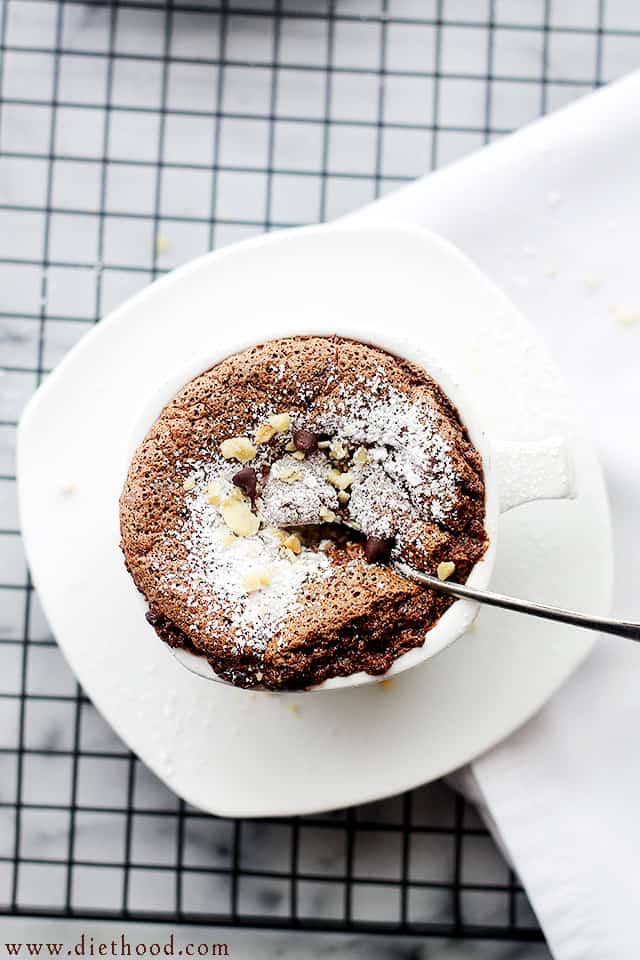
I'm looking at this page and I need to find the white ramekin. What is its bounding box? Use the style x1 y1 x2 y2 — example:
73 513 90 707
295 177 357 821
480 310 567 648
127 326 574 692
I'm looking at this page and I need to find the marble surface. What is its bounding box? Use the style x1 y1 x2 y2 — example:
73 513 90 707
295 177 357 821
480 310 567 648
0 919 553 960
1 0 633 953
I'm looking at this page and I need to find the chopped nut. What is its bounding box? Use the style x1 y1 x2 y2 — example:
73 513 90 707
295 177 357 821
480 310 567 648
155 233 170 254
255 423 276 444
242 566 273 593
255 671 264 682
437 560 456 581
222 533 237 549
327 468 354 490
283 547 298 563
221 497 260 537
319 505 337 523
220 436 257 462
183 475 196 492
268 412 291 433
292 450 306 461
328 439 348 460
206 480 221 505
353 446 369 466
277 466 302 484
283 534 302 555
317 440 331 450
338 490 350 504
284 440 297 452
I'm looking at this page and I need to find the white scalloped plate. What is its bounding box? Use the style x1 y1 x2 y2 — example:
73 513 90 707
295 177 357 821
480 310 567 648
17 224 612 817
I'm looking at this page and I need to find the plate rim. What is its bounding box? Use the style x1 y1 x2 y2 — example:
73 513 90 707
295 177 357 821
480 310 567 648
17 221 613 817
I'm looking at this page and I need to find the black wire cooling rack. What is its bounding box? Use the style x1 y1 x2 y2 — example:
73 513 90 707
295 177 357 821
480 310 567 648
0 0 634 943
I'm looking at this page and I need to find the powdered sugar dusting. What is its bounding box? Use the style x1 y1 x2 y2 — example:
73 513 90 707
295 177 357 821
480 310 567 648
163 364 461 652
166 475 330 652
260 453 338 527
316 367 458 536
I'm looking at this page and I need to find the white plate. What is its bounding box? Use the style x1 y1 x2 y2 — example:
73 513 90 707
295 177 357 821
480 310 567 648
17 224 612 818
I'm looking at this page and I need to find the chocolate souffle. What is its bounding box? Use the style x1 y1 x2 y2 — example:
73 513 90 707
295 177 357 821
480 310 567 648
120 336 488 690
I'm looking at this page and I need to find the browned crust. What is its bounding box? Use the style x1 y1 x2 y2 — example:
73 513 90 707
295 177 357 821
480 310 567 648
120 336 488 690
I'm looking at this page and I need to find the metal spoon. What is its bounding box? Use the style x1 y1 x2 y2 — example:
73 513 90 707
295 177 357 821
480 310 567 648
393 561 640 642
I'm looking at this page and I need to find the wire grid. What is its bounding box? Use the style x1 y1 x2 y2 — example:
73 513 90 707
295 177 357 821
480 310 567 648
0 0 633 942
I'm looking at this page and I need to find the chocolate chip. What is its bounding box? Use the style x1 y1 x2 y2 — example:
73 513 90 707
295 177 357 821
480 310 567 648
145 608 162 627
232 467 258 499
293 428 318 453
364 536 391 565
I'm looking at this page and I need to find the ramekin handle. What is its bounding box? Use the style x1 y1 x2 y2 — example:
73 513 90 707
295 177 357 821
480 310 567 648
494 437 575 514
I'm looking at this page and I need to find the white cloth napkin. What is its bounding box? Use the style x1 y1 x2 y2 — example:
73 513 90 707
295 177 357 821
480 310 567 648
348 71 640 958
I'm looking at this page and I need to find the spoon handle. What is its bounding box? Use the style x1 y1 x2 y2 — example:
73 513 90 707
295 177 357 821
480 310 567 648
392 562 640 642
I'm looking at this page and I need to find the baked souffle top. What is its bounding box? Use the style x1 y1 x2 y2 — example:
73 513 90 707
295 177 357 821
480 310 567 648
120 336 488 690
